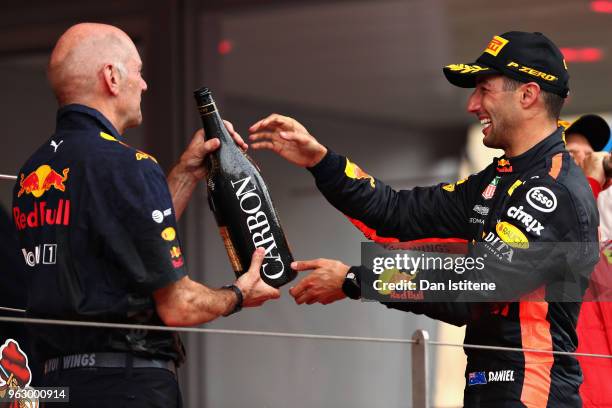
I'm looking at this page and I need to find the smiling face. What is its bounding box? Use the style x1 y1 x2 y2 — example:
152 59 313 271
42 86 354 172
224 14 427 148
467 75 522 150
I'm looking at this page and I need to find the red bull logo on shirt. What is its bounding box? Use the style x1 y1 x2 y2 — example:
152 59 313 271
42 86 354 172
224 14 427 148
344 159 375 188
17 165 69 198
170 246 184 269
496 159 513 173
13 200 71 231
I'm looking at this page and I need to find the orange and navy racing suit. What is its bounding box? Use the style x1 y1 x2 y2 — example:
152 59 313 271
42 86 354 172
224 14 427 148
307 128 598 407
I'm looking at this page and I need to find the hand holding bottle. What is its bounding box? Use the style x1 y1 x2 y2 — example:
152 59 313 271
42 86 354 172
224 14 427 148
168 121 247 220
236 248 281 307
249 114 327 168
194 89 296 287
177 121 248 181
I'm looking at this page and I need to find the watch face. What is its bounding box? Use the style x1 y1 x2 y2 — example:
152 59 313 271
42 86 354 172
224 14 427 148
343 272 361 300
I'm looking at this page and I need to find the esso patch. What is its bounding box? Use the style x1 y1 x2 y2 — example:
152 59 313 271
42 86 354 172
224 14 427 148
526 187 557 213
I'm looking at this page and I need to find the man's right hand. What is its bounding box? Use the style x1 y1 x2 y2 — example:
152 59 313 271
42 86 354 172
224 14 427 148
235 247 281 307
248 114 327 168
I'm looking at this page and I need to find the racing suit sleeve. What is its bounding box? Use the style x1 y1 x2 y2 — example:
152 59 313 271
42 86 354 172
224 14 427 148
360 180 597 325
308 150 473 241
85 153 187 294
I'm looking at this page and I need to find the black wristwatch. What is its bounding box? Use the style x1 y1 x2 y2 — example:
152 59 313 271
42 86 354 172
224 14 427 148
342 266 362 300
222 284 243 316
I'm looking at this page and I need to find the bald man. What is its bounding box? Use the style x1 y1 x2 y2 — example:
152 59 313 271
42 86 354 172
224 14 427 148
12 23 279 407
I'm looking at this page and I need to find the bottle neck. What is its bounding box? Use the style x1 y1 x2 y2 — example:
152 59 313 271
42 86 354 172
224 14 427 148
198 101 234 144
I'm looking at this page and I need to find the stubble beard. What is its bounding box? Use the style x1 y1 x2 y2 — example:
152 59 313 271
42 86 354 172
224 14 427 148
483 113 513 150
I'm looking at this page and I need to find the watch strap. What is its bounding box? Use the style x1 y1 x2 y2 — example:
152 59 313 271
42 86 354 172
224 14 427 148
342 266 364 300
222 284 243 316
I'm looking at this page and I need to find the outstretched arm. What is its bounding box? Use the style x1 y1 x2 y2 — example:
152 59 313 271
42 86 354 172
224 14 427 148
154 248 281 326
250 114 472 242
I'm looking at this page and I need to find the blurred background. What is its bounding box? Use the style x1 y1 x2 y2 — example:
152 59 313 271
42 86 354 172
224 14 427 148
1 0 611 407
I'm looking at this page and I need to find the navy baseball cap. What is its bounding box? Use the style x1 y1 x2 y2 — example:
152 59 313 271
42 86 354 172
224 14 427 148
443 31 570 98
565 114 610 151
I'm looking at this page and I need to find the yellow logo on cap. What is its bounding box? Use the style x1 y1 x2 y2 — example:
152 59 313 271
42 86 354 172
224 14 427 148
496 222 529 249
507 62 558 82
484 36 509 57
446 64 489 74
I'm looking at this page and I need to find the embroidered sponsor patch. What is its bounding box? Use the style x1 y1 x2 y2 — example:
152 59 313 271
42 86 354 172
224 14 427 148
484 35 509 57
496 221 529 249
17 165 69 198
507 180 522 196
443 178 466 192
482 176 500 200
506 206 544 236
468 371 487 386
344 159 375 188
496 158 513 173
526 186 557 213
161 227 177 241
473 205 489 216
445 64 490 74
506 61 558 82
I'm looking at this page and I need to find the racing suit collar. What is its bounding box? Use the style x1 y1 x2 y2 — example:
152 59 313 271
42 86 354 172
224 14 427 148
494 127 565 174
56 104 123 141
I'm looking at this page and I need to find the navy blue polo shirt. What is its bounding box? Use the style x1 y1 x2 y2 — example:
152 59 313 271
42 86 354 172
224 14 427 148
12 104 187 362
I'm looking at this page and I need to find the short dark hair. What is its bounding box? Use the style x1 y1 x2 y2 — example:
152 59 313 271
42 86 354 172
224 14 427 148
502 76 564 119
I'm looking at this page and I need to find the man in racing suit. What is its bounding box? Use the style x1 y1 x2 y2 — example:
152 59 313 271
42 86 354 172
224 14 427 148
248 31 599 407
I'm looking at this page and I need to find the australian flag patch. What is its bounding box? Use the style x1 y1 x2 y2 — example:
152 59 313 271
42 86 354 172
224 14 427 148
468 371 487 386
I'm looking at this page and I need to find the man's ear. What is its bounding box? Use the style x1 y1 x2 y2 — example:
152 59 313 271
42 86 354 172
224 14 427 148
519 82 541 109
101 63 121 96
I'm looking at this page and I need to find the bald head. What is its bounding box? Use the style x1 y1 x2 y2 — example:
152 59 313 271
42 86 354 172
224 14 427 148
48 23 137 105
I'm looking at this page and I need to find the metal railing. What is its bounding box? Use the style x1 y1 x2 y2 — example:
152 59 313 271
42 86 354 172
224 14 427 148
2 312 612 408
3 172 612 407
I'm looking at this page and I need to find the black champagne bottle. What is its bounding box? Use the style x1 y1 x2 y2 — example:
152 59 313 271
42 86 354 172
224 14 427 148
194 87 296 288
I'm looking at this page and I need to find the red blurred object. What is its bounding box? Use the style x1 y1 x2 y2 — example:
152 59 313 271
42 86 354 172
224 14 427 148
218 40 233 55
591 1 612 13
561 47 603 63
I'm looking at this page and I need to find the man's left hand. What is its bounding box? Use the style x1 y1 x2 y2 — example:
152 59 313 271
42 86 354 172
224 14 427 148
288 258 349 305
